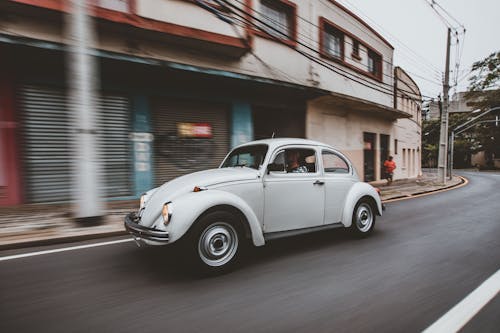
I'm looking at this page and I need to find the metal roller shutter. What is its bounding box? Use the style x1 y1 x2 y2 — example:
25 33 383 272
152 98 229 186
96 95 132 198
21 86 72 203
20 85 132 203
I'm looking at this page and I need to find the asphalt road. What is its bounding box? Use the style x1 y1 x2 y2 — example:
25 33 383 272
1 171 499 333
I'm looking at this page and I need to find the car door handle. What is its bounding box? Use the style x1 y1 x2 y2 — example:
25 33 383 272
313 180 325 185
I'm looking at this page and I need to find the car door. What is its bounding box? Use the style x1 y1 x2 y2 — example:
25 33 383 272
263 146 325 233
322 150 356 224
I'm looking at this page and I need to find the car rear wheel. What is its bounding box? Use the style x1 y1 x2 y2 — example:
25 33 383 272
192 211 242 273
351 200 375 237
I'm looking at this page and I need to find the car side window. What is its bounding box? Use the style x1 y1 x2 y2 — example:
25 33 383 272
322 151 349 174
268 151 286 172
284 148 316 173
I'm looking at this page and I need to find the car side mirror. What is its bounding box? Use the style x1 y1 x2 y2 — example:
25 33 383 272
267 163 284 174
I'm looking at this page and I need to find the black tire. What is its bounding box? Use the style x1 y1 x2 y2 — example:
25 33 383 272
189 211 243 274
350 200 376 237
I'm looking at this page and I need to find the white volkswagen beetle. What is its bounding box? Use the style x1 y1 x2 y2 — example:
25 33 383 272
125 138 383 272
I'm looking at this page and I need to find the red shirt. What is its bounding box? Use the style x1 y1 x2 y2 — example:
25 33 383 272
384 160 396 173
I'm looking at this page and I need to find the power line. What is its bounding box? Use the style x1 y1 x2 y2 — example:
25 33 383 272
230 0 396 81
234 0 442 82
337 0 443 75
426 0 465 30
221 0 399 95
217 0 434 102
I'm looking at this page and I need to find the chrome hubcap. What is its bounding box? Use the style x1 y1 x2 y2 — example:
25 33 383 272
356 203 373 232
198 222 238 267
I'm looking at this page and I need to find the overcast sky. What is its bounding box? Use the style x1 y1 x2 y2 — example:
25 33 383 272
336 0 500 100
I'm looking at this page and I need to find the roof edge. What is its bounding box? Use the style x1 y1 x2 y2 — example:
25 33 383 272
327 0 394 50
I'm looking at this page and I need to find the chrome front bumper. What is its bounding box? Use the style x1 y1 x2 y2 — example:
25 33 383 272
124 212 169 245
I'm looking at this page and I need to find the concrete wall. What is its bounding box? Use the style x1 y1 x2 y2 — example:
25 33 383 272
393 67 422 179
2 0 395 108
136 0 245 38
393 119 421 179
136 0 395 107
306 100 394 180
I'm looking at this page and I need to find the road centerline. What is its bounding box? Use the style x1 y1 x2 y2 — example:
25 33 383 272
0 238 134 262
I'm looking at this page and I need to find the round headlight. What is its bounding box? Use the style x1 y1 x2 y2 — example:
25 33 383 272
139 194 146 210
162 202 173 225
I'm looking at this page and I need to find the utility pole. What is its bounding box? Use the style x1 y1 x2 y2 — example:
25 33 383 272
437 28 451 184
66 0 103 222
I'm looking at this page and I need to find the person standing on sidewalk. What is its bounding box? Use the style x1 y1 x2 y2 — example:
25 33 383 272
383 156 396 185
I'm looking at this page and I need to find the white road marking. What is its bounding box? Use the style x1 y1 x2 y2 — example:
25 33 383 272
0 238 134 262
423 269 500 333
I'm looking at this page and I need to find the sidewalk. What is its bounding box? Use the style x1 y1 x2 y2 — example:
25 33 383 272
0 170 465 251
374 169 464 201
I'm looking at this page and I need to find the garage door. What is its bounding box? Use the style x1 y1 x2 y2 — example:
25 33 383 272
20 85 132 203
152 98 229 186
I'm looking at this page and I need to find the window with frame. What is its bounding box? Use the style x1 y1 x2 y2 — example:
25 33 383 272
322 151 349 174
259 0 295 40
323 25 344 60
367 50 382 78
351 39 361 60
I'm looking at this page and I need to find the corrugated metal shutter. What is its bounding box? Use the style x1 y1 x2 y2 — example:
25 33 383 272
21 86 72 203
152 98 229 186
97 95 132 198
20 85 132 203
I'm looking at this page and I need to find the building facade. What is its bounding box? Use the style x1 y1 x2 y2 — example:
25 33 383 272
0 0 421 206
393 67 422 179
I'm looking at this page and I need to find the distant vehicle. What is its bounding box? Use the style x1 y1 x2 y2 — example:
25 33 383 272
125 138 383 272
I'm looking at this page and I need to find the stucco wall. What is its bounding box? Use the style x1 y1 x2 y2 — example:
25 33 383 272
135 0 395 108
306 100 395 180
393 118 421 179
136 0 244 38
2 0 395 108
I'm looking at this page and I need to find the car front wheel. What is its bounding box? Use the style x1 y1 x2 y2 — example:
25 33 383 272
192 211 241 273
351 200 375 237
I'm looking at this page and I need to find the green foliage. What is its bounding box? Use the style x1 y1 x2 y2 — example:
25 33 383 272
464 51 499 110
461 51 500 168
423 52 499 168
467 51 500 91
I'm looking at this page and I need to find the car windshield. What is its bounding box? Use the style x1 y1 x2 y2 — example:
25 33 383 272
220 144 269 170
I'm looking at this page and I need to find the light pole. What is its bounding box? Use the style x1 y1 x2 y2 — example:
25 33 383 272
437 28 452 184
449 106 500 178
66 0 103 222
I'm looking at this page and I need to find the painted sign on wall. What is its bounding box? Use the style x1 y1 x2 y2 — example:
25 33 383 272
177 122 213 138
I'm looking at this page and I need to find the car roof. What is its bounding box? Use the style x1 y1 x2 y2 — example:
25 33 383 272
234 138 336 151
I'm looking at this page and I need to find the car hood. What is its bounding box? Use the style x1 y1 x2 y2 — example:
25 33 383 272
139 167 260 226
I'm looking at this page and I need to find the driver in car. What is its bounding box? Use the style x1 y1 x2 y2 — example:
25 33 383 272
286 150 308 173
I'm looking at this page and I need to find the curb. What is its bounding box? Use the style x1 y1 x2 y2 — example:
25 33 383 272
0 230 127 251
382 176 468 203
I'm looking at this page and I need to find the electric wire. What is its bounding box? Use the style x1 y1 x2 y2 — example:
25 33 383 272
229 0 397 82
218 0 436 101
337 0 443 76
235 0 442 82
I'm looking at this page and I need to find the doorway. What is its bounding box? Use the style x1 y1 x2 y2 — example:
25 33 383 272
363 132 376 182
380 134 389 180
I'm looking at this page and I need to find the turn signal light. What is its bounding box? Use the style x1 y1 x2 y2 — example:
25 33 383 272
193 186 207 192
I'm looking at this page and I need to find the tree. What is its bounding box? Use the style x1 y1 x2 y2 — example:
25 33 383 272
422 113 472 168
463 51 500 168
465 51 500 110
